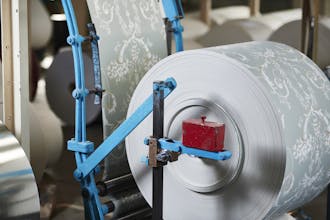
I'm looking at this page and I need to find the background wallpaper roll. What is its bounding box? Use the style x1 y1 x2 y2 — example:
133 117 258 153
198 9 301 47
126 42 330 219
269 17 330 69
46 47 101 126
86 0 167 179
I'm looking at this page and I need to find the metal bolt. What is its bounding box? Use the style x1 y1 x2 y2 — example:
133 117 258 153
73 169 83 181
156 150 172 163
144 138 150 145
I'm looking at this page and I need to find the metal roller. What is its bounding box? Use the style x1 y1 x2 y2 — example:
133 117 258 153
0 124 40 219
126 41 330 219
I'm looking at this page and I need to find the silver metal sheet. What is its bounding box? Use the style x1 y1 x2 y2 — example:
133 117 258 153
126 41 330 219
0 124 40 219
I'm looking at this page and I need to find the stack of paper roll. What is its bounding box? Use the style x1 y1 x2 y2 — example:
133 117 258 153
45 47 101 126
30 80 63 182
86 0 168 179
126 41 330 219
198 9 301 47
30 0 53 49
269 17 330 69
181 14 210 40
171 5 251 51
210 5 251 26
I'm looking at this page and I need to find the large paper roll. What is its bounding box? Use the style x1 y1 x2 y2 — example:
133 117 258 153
198 9 301 47
126 41 330 219
30 79 63 182
30 0 53 49
0 123 40 219
46 47 101 126
86 0 167 179
269 18 330 69
210 6 250 26
181 17 210 40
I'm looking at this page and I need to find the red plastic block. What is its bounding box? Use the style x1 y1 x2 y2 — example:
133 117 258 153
182 116 225 152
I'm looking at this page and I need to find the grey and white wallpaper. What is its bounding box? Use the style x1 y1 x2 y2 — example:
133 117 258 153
87 0 167 178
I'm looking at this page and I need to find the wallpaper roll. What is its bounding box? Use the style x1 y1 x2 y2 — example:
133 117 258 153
198 9 301 47
46 47 101 126
181 16 210 40
126 41 330 219
86 0 167 179
210 5 251 26
269 17 330 69
30 0 53 49
30 79 63 182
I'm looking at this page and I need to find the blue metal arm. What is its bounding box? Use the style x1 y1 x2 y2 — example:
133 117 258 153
73 78 177 180
162 0 184 52
158 139 232 160
61 0 105 219
142 138 231 166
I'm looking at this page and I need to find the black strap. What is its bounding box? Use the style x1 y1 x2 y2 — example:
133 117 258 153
164 18 172 56
152 81 165 220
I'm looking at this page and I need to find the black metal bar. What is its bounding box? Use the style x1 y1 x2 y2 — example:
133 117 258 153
164 18 173 56
327 185 330 220
152 81 164 220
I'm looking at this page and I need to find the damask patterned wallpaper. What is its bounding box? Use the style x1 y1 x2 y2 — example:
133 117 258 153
87 0 167 179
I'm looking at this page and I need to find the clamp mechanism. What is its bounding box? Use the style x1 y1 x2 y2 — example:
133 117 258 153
143 81 232 220
143 138 232 167
161 0 185 53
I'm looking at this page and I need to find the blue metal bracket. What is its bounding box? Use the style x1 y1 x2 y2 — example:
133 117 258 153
160 138 232 160
73 78 176 181
142 138 232 165
61 0 106 219
162 0 185 52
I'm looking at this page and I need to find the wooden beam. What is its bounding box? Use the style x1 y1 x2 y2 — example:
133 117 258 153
249 0 261 17
11 0 30 157
1 0 15 132
301 0 320 62
200 0 212 26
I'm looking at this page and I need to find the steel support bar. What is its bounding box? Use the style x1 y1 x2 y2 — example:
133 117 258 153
301 0 320 60
152 81 165 220
74 78 177 180
161 0 184 53
87 23 102 105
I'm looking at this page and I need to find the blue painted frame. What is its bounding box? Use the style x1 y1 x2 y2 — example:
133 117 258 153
162 0 185 52
61 1 231 219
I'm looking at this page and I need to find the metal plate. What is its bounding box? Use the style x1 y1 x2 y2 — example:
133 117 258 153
0 123 40 219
